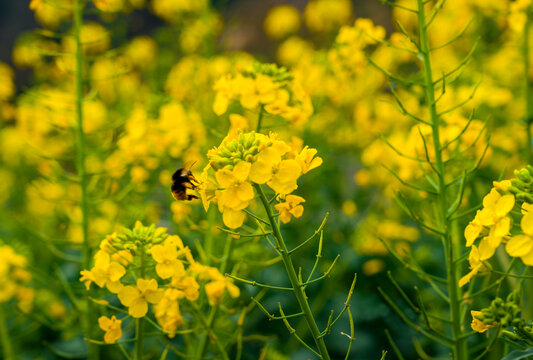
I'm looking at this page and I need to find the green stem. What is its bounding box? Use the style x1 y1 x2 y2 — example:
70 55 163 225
256 105 265 133
73 0 98 358
417 1 466 359
523 16 533 320
0 306 14 360
254 184 331 360
135 244 146 360
524 17 533 164
196 236 234 359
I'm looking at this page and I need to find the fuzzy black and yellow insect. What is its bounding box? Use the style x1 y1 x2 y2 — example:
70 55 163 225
171 161 200 201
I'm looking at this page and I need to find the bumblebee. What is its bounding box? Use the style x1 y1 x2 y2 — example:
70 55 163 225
171 161 200 201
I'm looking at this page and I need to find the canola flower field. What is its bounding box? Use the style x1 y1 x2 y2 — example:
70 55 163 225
1 0 533 359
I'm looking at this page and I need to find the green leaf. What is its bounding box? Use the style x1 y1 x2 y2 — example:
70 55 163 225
501 348 533 360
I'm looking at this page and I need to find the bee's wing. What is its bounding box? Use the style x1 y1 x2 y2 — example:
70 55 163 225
180 160 197 176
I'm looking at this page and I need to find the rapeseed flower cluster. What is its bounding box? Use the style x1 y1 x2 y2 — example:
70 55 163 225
80 222 240 342
460 185 515 286
460 168 533 286
213 62 313 126
200 131 322 228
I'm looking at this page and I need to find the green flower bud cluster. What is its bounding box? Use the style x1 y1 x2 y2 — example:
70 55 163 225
477 292 523 328
514 321 533 344
113 222 168 250
209 131 262 170
508 166 533 204
243 62 294 83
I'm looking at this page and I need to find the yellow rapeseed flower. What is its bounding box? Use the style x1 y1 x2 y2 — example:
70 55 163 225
98 315 123 344
151 243 185 279
118 278 164 318
275 194 305 223
470 311 497 333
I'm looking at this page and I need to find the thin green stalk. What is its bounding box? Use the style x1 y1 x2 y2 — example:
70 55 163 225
254 184 331 360
196 236 234 359
0 306 14 360
524 17 533 164
522 15 533 320
73 0 98 358
417 0 466 358
256 105 265 133
135 244 146 360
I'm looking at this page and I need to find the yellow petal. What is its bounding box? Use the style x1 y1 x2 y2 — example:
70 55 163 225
249 160 272 184
222 208 246 229
233 161 251 182
521 212 533 236
106 280 124 294
145 289 164 304
477 208 495 227
108 262 126 282
491 217 511 238
129 298 148 318
495 195 515 218
521 248 533 266
478 237 495 260
98 316 112 330
464 222 481 247
156 263 175 279
151 244 165 263
118 286 140 307
482 189 500 209
236 182 254 202
521 202 533 215
506 235 533 257
137 278 158 293
215 169 235 188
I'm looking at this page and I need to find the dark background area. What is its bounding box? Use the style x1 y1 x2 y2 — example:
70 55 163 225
0 0 391 84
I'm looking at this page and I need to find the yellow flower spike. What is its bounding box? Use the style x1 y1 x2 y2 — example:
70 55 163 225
470 311 497 333
118 278 164 318
275 194 305 223
98 315 122 344
151 243 184 279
